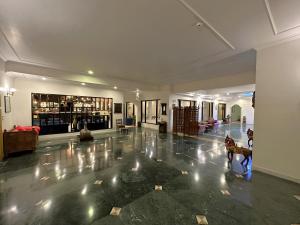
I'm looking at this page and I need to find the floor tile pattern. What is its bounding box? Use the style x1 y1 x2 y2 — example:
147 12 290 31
0 124 299 225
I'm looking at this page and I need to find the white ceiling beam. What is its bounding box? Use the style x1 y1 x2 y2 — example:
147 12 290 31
177 0 235 50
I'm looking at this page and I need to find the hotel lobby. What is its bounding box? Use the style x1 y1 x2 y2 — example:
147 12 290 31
0 1 299 225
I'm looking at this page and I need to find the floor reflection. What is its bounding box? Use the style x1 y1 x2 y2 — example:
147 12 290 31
0 126 299 225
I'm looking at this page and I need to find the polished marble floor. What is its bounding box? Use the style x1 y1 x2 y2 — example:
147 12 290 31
0 125 299 225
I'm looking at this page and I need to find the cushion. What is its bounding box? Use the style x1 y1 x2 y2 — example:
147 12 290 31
15 126 40 134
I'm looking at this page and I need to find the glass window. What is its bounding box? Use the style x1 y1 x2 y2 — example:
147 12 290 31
178 99 196 108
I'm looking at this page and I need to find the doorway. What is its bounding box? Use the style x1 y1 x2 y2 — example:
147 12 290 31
201 101 213 121
125 102 135 125
217 103 226 120
231 104 241 122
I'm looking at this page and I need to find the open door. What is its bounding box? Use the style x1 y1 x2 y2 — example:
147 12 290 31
231 104 241 122
125 102 135 125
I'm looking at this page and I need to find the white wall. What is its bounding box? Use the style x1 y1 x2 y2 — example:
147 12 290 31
124 90 170 130
226 97 254 124
11 78 124 130
0 58 15 130
254 39 300 183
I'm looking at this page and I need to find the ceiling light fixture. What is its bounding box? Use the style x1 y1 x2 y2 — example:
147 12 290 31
81 83 86 86
226 92 230 96
195 22 204 27
114 86 118 90
42 77 47 80
87 70 94 75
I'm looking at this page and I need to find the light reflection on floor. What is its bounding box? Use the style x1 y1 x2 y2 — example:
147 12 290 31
0 125 299 225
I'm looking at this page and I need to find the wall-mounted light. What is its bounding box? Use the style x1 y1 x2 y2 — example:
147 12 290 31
0 87 16 96
136 89 140 100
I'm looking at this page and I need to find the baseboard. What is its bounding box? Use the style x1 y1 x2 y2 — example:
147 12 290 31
252 164 300 184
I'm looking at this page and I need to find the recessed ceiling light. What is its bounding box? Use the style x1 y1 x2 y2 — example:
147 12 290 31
81 83 86 86
114 86 118 90
226 92 230 96
42 77 47 80
87 70 94 75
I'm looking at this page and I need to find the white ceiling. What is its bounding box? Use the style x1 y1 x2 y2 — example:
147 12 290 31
1 0 300 88
177 84 256 102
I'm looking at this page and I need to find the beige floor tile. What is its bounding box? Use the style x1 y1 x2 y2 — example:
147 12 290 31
293 195 300 201
155 185 162 191
110 207 122 216
40 176 50 181
181 170 189 175
221 190 231 196
196 215 208 224
94 180 103 185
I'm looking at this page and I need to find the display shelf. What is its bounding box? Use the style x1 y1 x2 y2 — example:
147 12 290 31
32 93 113 135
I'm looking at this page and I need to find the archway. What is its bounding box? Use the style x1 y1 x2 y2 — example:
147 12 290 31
231 104 241 122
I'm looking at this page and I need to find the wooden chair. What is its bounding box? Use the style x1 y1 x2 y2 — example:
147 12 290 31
116 119 125 131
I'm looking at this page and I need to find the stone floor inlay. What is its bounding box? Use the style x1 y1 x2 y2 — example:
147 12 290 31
294 195 300 201
40 176 50 181
196 215 208 224
181 170 189 175
221 190 231 196
94 180 103 185
110 207 122 216
155 185 163 191
0 125 299 225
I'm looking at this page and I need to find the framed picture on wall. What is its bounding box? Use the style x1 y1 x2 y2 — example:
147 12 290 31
114 103 122 114
161 103 167 115
4 96 11 113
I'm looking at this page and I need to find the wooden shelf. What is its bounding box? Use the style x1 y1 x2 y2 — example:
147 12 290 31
32 93 113 135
